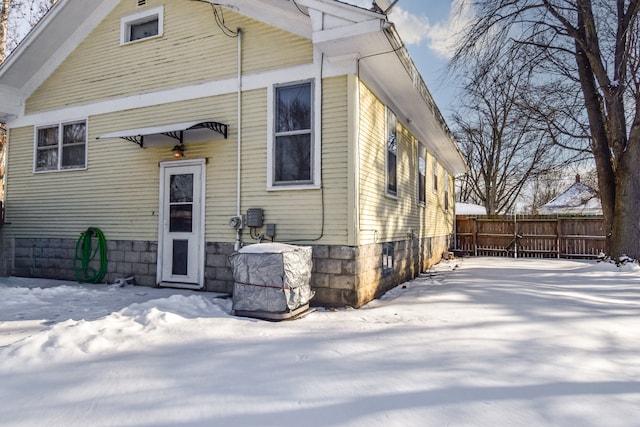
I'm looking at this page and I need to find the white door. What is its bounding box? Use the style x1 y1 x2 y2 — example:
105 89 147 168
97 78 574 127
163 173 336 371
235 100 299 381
158 160 205 289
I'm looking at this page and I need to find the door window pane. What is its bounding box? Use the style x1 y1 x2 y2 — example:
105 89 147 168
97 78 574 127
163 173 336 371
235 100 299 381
172 240 188 275
170 204 193 233
170 174 193 203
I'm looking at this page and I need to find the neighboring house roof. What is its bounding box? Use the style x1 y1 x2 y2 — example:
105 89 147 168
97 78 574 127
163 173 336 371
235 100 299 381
455 202 487 215
538 175 602 215
0 0 466 175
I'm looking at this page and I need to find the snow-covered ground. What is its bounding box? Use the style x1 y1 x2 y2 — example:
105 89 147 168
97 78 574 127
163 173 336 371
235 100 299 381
1 257 639 427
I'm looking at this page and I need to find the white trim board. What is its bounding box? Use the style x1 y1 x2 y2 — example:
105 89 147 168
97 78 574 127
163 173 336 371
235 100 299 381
8 62 353 129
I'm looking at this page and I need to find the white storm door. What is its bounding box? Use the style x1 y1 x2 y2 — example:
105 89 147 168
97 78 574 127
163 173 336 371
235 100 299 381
158 160 205 288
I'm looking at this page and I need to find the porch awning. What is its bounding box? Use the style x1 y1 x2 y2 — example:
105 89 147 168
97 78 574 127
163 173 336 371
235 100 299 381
97 121 228 147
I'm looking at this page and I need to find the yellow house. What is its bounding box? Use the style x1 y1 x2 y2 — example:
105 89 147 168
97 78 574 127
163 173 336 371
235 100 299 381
0 0 466 307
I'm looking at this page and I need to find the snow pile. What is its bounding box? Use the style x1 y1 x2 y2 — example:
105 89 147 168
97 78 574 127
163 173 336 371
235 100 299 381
1 258 640 426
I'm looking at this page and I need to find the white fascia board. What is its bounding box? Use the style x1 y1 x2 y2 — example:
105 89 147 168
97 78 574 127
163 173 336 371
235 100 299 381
6 63 324 128
296 0 384 22
312 19 382 46
23 0 120 98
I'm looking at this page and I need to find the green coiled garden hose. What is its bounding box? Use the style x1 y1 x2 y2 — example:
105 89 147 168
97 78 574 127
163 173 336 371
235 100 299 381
74 227 107 283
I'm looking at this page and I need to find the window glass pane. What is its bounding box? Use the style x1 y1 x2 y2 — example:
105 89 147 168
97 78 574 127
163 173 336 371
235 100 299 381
387 151 397 194
170 204 193 233
433 158 438 191
37 148 58 170
170 174 194 203
130 18 158 41
63 122 86 145
419 143 426 204
382 242 394 274
37 127 58 147
62 145 86 168
275 134 311 182
172 240 188 275
387 111 397 155
276 83 311 132
386 109 397 195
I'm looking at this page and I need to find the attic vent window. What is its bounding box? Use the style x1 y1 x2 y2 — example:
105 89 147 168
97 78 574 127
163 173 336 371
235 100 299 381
120 6 163 44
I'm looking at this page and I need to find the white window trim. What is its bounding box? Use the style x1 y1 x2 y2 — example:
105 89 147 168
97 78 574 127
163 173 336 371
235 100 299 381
267 78 321 191
33 119 88 173
120 5 164 45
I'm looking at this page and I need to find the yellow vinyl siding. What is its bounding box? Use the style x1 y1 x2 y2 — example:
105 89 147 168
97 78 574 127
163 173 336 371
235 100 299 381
26 0 312 114
6 93 237 240
357 79 454 245
5 77 349 244
238 76 350 245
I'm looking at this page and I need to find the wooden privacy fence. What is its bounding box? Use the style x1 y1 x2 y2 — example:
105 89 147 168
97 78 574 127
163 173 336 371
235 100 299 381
455 215 606 259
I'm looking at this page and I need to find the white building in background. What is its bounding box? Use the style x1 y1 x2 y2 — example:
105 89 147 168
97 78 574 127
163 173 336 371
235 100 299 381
538 175 602 215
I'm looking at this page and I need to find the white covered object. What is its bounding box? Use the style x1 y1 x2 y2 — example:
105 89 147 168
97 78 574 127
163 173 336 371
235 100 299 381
230 243 314 314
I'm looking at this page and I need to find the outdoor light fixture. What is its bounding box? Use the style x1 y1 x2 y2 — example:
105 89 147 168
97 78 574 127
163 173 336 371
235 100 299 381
171 144 186 158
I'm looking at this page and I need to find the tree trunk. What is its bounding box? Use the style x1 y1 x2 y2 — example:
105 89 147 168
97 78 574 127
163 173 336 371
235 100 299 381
1 0 10 62
610 136 640 258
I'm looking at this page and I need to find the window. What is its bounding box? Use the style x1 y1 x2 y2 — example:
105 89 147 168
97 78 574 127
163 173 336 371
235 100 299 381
121 6 163 44
432 157 438 192
444 170 450 212
273 81 313 185
35 121 86 172
382 242 394 275
418 142 426 206
386 107 398 196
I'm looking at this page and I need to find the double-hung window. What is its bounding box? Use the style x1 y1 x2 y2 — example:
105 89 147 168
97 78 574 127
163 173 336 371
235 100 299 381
273 81 313 185
417 142 426 206
35 121 87 172
386 107 398 196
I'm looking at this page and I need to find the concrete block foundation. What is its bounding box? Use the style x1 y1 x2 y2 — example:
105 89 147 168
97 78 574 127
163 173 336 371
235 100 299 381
1 235 452 308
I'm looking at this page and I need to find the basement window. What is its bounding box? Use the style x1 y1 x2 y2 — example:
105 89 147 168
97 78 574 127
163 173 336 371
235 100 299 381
121 6 163 44
382 242 394 275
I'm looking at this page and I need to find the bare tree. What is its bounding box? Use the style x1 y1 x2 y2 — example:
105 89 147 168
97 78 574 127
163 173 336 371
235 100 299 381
525 169 566 214
453 56 572 214
453 0 640 258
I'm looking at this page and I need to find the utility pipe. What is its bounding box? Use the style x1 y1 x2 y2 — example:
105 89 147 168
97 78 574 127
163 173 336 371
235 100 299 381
234 27 243 252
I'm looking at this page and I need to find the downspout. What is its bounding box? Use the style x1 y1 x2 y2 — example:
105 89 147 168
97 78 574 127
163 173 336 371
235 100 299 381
234 27 243 252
